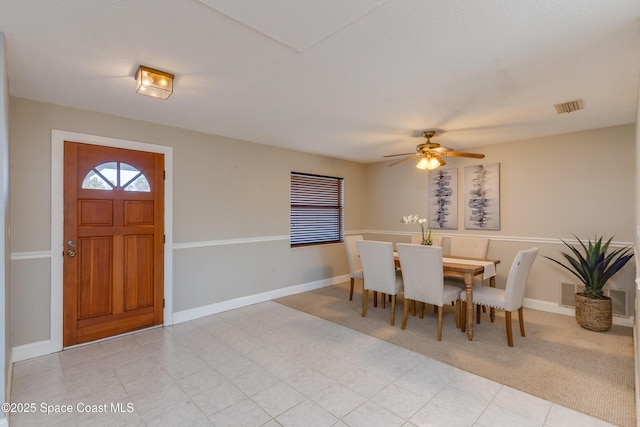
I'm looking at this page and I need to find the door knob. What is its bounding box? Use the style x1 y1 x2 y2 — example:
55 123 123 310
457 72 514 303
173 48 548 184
67 250 76 257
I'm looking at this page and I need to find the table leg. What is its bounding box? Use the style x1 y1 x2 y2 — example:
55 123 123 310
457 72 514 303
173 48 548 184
465 272 474 340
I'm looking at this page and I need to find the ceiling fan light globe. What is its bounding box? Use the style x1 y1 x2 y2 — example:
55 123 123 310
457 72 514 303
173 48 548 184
415 157 430 170
415 155 444 170
416 156 446 170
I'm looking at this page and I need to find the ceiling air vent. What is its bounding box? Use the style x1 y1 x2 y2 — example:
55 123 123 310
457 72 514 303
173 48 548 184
554 99 584 114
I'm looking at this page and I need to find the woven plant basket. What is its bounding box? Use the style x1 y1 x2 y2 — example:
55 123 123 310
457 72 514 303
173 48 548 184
575 293 612 332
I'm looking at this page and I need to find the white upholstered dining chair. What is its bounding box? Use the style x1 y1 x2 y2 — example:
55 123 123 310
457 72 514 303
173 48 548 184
460 247 538 346
449 236 491 319
343 235 364 300
356 240 404 326
450 236 490 258
396 243 460 340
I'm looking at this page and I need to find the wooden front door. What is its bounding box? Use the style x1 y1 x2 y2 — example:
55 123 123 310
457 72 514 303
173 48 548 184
63 141 164 346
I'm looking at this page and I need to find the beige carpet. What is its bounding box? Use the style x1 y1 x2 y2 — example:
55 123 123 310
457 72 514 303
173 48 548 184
275 282 635 427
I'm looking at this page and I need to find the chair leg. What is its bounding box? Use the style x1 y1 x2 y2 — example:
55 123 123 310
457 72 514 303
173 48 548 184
390 295 396 326
490 279 496 322
455 300 461 329
373 291 377 307
349 277 354 300
460 301 466 332
437 306 443 341
481 280 487 313
505 311 514 347
402 298 410 329
518 307 525 337
362 289 368 317
411 300 416 316
419 302 425 318
381 293 386 309
476 304 481 324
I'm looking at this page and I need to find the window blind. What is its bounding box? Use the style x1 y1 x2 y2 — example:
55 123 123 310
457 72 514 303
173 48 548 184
290 172 344 246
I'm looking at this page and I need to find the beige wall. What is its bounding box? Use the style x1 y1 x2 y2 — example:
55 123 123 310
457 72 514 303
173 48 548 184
634 78 640 425
363 124 636 312
6 96 637 353
365 125 635 239
8 97 367 347
0 32 8 421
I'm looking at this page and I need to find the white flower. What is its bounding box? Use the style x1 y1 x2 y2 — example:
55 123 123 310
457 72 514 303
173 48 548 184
401 214 432 245
401 214 423 224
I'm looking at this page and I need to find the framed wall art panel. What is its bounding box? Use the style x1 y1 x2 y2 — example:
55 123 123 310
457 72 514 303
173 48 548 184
464 163 500 230
428 168 458 229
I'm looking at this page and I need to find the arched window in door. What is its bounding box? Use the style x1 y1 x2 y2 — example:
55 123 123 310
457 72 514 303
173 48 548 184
81 162 151 192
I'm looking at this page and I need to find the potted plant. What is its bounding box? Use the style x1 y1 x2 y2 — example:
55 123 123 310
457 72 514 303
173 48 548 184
544 235 634 331
401 214 432 245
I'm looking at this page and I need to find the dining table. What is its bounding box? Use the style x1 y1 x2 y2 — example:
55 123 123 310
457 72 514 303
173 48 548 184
394 253 500 341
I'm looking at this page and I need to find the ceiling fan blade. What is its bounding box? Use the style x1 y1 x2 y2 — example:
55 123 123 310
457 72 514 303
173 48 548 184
388 154 420 166
432 147 450 154
440 151 485 159
383 152 416 158
433 153 446 166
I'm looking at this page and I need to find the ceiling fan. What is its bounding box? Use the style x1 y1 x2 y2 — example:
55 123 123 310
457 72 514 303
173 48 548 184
384 130 485 170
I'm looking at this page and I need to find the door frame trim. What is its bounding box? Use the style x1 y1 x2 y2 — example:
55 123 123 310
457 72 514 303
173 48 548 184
51 130 173 351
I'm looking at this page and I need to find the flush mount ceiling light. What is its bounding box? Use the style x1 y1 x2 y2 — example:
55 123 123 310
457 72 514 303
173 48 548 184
135 66 174 100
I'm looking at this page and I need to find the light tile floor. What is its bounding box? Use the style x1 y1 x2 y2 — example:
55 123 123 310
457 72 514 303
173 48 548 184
9 301 615 426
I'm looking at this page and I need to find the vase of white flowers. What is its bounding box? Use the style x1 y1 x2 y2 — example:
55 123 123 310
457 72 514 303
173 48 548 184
401 214 432 245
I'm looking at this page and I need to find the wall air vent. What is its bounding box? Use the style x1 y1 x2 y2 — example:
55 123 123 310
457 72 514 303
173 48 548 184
609 289 628 317
561 282 583 307
554 99 584 114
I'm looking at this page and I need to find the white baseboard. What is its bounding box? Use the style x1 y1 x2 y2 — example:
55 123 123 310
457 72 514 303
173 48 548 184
172 274 350 324
10 275 348 362
4 349 12 424
12 340 56 363
11 276 632 362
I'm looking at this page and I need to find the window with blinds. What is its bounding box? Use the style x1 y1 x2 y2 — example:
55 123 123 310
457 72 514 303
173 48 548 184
290 172 344 247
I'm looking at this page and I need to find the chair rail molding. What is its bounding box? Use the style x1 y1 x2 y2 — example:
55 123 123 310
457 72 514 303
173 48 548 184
365 230 634 247
173 235 289 250
10 251 51 260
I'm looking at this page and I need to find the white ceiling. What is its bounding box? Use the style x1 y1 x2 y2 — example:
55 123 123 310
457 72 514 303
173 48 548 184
1 0 639 163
